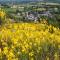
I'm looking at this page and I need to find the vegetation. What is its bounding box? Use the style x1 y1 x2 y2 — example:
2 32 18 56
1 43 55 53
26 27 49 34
0 9 6 25
0 23 60 60
0 2 60 60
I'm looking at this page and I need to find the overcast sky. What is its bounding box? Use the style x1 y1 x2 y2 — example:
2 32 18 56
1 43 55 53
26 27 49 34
0 0 60 2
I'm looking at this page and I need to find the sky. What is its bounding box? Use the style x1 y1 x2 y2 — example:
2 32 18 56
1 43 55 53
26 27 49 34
0 0 60 2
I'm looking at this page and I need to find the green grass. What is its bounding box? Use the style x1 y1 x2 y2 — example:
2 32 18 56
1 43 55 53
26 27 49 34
2 8 16 13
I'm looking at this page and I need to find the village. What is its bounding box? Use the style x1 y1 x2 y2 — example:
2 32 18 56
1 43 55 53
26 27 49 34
0 2 60 22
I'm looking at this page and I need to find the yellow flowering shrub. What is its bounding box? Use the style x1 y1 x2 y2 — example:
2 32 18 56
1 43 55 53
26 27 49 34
0 10 6 19
0 9 6 24
0 23 60 60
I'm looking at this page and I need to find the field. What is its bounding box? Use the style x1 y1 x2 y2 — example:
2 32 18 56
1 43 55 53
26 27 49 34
0 23 60 60
0 4 60 60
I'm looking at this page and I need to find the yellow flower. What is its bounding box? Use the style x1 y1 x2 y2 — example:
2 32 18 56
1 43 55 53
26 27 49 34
3 47 8 54
30 58 34 60
29 51 34 56
22 46 26 52
0 48 1 53
0 23 60 60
